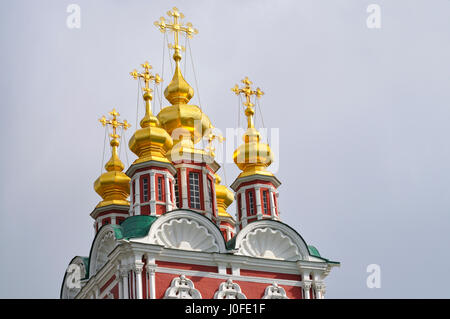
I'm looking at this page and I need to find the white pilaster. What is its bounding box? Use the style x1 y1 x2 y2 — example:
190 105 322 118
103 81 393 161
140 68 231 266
134 178 141 216
240 192 247 229
180 167 189 208
164 174 172 211
269 190 276 218
255 187 262 219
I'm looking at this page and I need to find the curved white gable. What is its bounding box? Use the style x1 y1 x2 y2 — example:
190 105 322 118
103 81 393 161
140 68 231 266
89 226 118 277
234 220 310 261
134 210 227 253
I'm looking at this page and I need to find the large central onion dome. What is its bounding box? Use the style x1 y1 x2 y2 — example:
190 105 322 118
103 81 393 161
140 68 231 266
154 8 210 146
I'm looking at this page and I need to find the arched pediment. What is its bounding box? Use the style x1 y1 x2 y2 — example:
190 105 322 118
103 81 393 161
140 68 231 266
60 256 88 299
133 210 227 253
89 225 119 277
234 220 310 261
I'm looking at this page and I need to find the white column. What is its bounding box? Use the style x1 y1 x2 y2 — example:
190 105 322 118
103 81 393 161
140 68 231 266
147 266 156 299
120 268 129 299
134 262 144 299
302 281 312 299
180 167 189 208
314 282 326 299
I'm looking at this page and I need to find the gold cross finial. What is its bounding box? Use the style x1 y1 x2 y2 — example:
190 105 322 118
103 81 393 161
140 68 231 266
205 127 225 157
130 61 162 96
99 108 131 140
154 7 198 61
232 77 264 129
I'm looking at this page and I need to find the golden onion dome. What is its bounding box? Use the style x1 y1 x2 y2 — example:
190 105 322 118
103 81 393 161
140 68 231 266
129 92 173 164
154 8 210 145
232 77 274 178
157 60 211 145
214 174 234 218
233 127 274 178
94 109 131 208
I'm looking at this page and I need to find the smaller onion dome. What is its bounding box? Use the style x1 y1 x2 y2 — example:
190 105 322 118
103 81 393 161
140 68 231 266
129 62 173 164
214 174 234 218
232 77 274 178
94 109 131 208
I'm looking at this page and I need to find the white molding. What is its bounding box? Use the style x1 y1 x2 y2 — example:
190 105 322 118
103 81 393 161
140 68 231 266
133 210 226 253
235 220 310 261
262 283 289 299
163 275 202 299
156 267 301 287
214 279 246 299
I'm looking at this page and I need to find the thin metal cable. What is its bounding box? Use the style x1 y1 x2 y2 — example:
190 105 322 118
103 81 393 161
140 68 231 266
256 98 269 144
165 32 173 74
100 124 108 174
160 31 166 110
135 79 142 129
153 81 160 112
184 33 188 75
238 95 242 129
121 126 129 168
187 37 203 110
222 158 228 186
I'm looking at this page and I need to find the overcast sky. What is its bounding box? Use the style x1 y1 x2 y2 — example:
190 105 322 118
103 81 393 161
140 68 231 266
1 0 450 298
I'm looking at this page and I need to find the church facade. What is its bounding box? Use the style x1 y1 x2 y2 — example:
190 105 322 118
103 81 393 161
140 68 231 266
60 7 339 300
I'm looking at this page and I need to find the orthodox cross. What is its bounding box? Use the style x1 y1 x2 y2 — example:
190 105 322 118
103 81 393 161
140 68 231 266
130 61 162 95
232 77 264 129
154 7 198 58
205 127 225 157
99 108 131 140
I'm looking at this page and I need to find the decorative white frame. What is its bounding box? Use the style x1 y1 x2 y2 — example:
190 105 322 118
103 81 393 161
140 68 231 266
214 279 246 299
163 275 202 299
262 283 289 299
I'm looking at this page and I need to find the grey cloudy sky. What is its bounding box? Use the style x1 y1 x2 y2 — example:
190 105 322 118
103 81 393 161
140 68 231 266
1 0 450 298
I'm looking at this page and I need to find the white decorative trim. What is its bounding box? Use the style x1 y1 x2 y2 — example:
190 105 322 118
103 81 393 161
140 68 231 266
163 275 202 299
89 226 118 276
238 228 300 261
134 210 226 253
235 220 310 261
156 267 301 287
214 279 246 299
154 218 219 252
262 283 289 299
